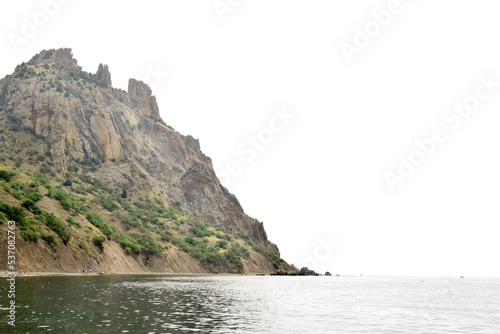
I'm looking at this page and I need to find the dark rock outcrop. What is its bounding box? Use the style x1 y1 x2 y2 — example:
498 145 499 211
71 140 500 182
299 267 319 276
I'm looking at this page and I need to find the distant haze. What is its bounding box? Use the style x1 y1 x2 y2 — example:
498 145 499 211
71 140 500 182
2 0 500 277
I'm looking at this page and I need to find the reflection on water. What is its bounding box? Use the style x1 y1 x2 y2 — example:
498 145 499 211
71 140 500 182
0 275 499 333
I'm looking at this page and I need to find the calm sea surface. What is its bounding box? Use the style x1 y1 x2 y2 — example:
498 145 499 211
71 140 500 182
0 275 499 333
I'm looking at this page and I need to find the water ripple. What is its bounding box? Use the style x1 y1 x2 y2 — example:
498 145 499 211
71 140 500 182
0 276 499 333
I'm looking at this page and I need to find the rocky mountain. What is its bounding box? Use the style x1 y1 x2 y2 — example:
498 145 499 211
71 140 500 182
0 48 291 274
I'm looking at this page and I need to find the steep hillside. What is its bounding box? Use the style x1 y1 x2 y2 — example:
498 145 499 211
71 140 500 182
0 48 290 274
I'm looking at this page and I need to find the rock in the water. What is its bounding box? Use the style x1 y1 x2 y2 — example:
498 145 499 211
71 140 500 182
299 267 318 276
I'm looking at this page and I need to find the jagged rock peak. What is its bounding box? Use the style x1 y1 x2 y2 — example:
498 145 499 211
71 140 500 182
96 63 112 87
27 48 80 72
128 78 160 118
128 78 153 98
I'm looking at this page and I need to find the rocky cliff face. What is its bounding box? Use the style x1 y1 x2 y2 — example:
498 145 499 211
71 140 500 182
0 48 285 274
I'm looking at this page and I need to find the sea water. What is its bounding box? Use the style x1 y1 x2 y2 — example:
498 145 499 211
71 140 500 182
0 275 499 333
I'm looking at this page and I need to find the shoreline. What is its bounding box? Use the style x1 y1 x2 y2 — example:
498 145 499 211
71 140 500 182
0 271 268 278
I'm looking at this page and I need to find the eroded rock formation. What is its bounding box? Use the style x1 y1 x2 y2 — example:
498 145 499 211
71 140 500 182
96 63 112 86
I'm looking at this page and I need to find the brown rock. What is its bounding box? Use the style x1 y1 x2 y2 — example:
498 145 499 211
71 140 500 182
96 63 112 87
27 48 81 74
128 78 160 118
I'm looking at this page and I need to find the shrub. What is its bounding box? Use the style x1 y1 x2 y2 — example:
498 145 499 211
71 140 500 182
102 186 113 195
251 244 282 269
122 215 139 229
24 188 43 202
0 201 26 224
184 236 197 246
0 201 40 242
20 226 38 242
22 199 42 215
116 234 141 254
136 234 162 254
86 186 96 194
79 174 92 184
225 243 249 270
74 187 87 194
189 226 210 238
2 185 11 193
36 211 70 243
0 211 7 224
48 187 83 213
66 216 81 228
10 192 22 200
41 234 58 251
86 213 114 238
98 195 118 211
180 241 229 266
160 231 173 242
9 182 23 191
217 240 228 249
237 233 251 242
9 124 21 132
26 149 37 157
0 170 13 182
93 235 106 252
39 162 52 174
204 252 227 265
33 173 50 187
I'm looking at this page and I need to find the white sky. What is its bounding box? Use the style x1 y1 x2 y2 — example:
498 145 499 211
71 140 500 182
1 0 500 277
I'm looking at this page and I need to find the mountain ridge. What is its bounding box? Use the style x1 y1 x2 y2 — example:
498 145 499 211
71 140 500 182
0 48 292 275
